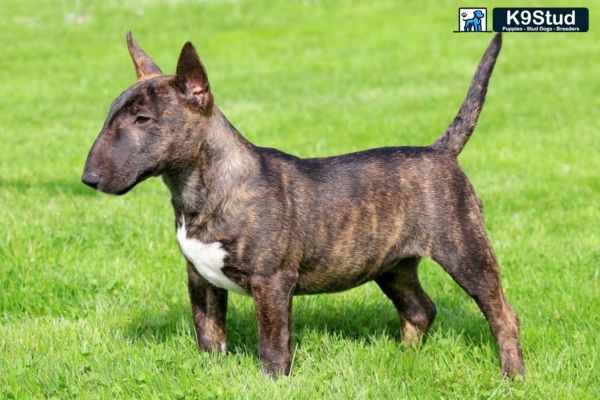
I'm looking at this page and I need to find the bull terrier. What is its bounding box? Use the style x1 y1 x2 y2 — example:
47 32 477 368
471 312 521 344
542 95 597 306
82 32 524 377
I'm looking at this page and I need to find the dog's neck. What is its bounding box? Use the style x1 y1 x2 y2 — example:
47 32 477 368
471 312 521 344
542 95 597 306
162 107 259 219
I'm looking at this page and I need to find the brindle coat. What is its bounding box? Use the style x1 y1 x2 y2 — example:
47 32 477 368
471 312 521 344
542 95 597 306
82 32 524 377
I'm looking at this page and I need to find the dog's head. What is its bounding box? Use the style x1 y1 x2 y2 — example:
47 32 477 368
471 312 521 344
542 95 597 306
474 10 485 19
82 32 214 194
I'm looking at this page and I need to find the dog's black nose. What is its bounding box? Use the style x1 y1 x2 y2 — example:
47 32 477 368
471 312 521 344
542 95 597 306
81 170 101 188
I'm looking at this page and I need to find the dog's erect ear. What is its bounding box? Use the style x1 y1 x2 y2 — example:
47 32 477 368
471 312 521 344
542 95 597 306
126 31 163 80
175 42 213 112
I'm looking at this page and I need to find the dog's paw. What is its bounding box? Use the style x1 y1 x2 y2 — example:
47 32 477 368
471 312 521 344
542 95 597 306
501 349 525 379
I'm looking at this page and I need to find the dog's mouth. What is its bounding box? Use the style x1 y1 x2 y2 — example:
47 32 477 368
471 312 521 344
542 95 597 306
84 167 156 196
112 168 156 195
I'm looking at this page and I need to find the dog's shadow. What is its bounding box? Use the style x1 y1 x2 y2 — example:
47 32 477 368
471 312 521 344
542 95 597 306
123 289 494 358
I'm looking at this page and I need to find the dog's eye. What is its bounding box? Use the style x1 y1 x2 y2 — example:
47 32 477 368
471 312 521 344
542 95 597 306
134 116 151 124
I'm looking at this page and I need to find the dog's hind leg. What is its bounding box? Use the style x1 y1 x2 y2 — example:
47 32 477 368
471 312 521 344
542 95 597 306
375 257 437 347
431 220 524 377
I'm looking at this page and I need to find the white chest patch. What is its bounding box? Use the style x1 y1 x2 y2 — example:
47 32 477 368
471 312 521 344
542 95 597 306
176 219 248 295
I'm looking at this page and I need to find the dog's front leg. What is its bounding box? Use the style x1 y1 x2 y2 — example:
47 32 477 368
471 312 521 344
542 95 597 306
251 270 298 377
187 262 228 354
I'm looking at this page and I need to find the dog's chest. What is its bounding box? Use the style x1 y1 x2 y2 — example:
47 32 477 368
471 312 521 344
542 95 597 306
176 221 247 295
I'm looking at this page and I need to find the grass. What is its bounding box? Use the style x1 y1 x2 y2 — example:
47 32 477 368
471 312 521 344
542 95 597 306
1 0 599 398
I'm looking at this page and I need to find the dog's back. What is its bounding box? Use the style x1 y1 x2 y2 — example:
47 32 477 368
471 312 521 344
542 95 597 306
249 145 476 293
245 33 504 292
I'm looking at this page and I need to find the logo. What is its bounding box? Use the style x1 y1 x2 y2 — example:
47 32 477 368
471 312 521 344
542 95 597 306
456 8 489 32
493 8 589 32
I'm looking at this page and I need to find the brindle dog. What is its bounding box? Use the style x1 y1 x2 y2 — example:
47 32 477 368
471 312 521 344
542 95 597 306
82 32 524 377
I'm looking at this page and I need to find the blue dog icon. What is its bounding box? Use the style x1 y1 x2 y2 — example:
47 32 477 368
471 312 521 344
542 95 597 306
463 10 485 31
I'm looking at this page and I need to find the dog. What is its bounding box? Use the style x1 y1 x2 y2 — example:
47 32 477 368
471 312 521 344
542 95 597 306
463 10 485 31
82 32 524 378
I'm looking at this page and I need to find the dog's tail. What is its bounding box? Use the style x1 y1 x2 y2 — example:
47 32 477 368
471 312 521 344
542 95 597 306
431 33 502 157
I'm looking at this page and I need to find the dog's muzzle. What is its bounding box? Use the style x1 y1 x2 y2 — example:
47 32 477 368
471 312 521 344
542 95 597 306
81 170 101 188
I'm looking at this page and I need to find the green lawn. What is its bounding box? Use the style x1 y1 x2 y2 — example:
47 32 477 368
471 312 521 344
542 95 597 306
1 0 599 398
